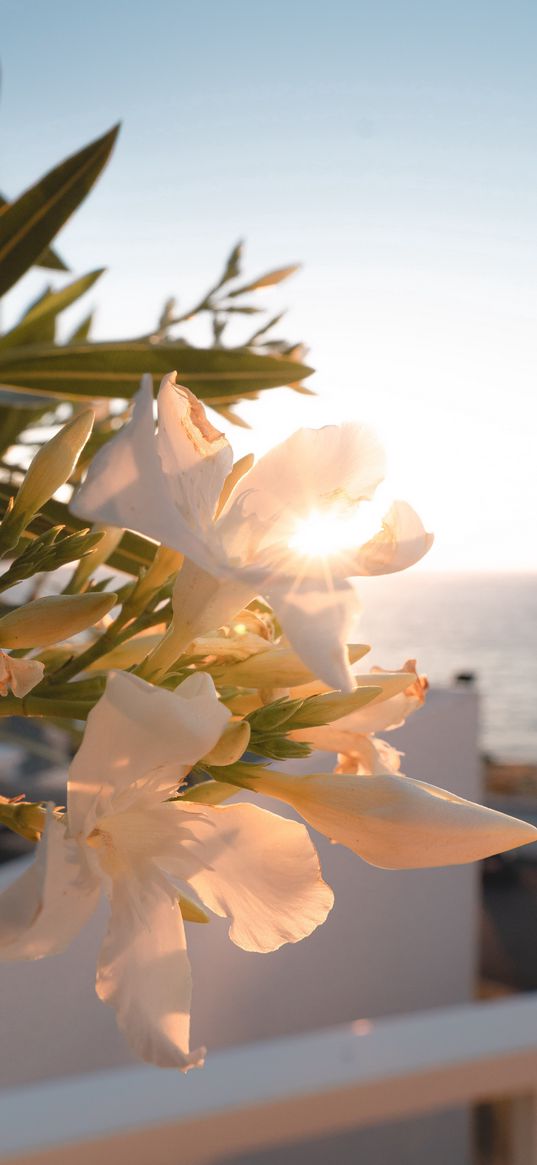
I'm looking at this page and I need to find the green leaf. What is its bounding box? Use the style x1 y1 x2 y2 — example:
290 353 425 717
36 245 69 272
218 304 263 315
0 270 104 350
227 264 300 298
0 526 104 593
247 734 311 761
0 343 314 401
247 311 286 345
0 125 119 297
247 696 305 733
0 394 50 459
0 483 156 575
67 311 94 343
211 404 252 429
0 194 67 272
218 240 243 285
285 686 382 729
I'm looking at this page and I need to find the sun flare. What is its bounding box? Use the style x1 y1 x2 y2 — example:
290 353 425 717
288 505 380 559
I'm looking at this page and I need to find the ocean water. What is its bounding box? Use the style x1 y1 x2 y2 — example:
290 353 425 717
355 572 537 763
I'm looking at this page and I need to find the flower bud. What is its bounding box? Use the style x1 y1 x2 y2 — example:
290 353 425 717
128 545 184 613
88 629 164 671
181 778 239 806
0 591 117 648
0 796 47 842
8 410 94 534
202 719 251 766
68 523 124 591
229 764 537 871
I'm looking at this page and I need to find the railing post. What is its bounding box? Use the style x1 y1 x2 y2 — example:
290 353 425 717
509 1092 537 1165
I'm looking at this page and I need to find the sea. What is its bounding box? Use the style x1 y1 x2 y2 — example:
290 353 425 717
355 572 537 764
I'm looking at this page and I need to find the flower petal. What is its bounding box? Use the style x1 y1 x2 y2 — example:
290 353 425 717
72 375 211 566
0 652 44 698
247 768 537 869
352 500 433 575
268 577 358 692
214 641 371 690
96 869 203 1070
292 664 428 745
294 721 405 770
335 735 403 775
359 661 428 731
222 423 386 552
156 373 233 534
170 559 254 648
0 811 99 960
68 671 230 835
164 801 334 953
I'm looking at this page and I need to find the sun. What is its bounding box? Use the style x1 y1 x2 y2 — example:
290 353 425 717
288 504 380 559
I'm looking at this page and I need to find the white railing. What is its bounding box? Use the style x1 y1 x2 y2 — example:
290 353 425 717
1 994 536 1164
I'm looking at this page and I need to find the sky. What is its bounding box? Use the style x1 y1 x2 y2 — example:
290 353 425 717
1 0 536 570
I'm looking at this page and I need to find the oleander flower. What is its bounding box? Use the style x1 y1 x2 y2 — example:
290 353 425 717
72 372 433 690
0 651 44 698
0 671 333 1070
290 660 428 764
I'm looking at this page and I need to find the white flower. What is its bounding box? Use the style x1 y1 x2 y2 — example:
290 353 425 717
72 373 433 690
0 651 44 698
0 671 333 1070
290 660 428 759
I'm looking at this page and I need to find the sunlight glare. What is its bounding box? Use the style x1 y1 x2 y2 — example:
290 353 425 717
288 503 382 559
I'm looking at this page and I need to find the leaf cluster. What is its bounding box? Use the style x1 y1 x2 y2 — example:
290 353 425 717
0 124 314 479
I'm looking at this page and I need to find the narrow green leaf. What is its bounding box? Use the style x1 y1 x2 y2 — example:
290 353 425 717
0 343 314 401
227 264 300 298
218 304 263 315
247 311 286 345
0 194 67 272
0 125 119 297
218 240 243 285
286 686 382 729
0 398 49 458
35 245 69 272
0 270 104 351
67 311 94 344
211 404 251 428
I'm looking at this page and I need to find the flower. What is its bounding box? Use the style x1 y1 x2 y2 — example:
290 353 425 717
0 671 333 1070
230 762 537 869
0 651 44 698
290 660 428 764
72 372 433 691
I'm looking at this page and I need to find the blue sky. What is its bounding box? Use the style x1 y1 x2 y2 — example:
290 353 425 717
1 0 536 569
